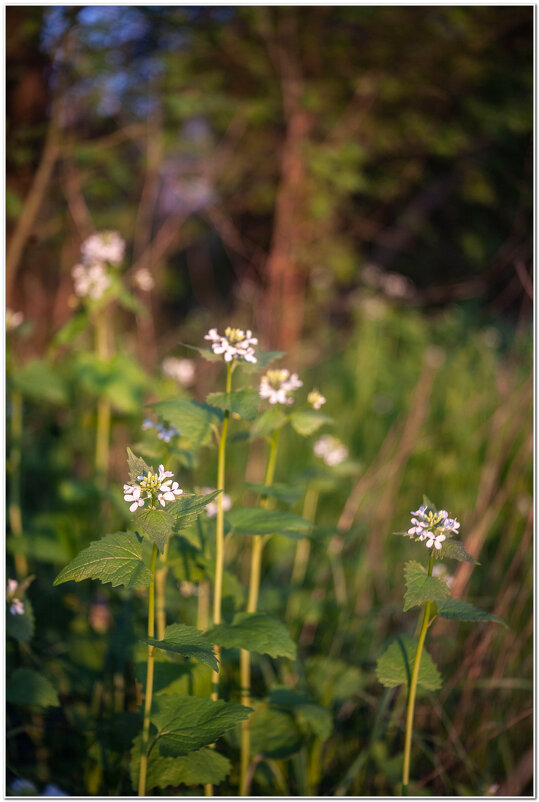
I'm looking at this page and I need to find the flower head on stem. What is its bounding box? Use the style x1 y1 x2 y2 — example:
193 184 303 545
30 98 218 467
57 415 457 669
307 389 326 410
204 326 258 364
123 465 182 512
407 505 460 551
259 369 302 405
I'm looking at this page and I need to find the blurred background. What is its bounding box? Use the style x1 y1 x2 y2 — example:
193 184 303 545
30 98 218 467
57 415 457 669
6 6 533 797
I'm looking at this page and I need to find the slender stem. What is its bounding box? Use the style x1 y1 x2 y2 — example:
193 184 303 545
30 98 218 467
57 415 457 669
9 389 27 579
211 363 232 702
240 427 281 796
94 306 111 482
291 485 319 586
138 544 158 797
155 542 168 641
402 551 435 795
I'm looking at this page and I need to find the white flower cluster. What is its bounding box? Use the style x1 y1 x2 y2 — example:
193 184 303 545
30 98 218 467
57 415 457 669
314 435 349 466
259 369 303 405
72 263 111 301
204 327 258 364
199 487 232 518
6 309 24 332
72 231 125 301
308 389 326 410
142 418 180 444
133 268 155 292
124 464 182 511
408 505 460 551
162 357 196 387
7 578 24 616
81 231 125 266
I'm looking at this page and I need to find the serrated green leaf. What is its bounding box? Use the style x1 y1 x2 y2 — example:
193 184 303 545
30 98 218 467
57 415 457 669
250 407 287 438
166 490 222 534
244 482 304 506
225 507 312 539
7 668 59 707
241 349 285 372
126 448 153 484
206 389 260 420
134 508 174 553
151 695 252 756
269 688 332 740
207 612 296 659
129 736 230 791
437 538 478 563
375 634 442 691
437 599 507 627
149 399 223 447
53 531 152 588
13 360 67 405
289 410 333 436
6 599 34 643
143 623 218 671
227 705 302 758
403 560 451 611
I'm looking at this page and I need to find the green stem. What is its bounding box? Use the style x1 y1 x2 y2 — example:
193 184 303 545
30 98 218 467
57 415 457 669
211 362 232 701
402 550 435 795
9 388 27 579
138 544 158 797
94 307 112 482
155 542 168 641
240 427 281 796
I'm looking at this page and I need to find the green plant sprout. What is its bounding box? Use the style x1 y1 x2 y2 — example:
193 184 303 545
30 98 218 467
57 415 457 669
376 497 507 795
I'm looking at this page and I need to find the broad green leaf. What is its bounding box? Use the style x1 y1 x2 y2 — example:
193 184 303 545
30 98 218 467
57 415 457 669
207 612 296 659
242 349 285 372
54 531 152 588
225 507 312 539
250 407 287 438
151 695 252 756
289 410 333 436
126 448 153 484
437 538 478 564
143 623 218 671
7 668 59 707
150 399 223 447
304 656 363 704
13 360 67 405
52 312 88 347
166 490 222 533
437 599 507 627
269 688 332 740
206 389 260 420
135 508 174 553
226 705 301 758
403 560 451 611
129 736 230 791
376 634 442 691
6 598 34 643
244 482 304 506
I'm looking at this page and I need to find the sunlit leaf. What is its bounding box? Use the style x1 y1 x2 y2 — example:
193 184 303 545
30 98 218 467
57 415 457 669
143 623 218 670
54 531 152 588
437 599 507 627
150 399 223 447
134 508 174 553
206 389 260 420
289 410 333 436
129 736 230 791
208 612 296 659
376 634 442 691
403 560 451 611
225 507 312 539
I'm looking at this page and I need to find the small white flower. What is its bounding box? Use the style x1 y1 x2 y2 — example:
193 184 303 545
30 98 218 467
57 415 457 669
72 262 111 301
162 357 195 387
199 487 232 518
408 518 428 540
307 389 326 410
259 369 303 405
81 231 125 266
133 268 155 291
10 598 25 615
314 435 349 467
204 326 258 364
157 481 183 506
7 579 19 595
426 532 446 550
6 309 24 332
123 484 144 512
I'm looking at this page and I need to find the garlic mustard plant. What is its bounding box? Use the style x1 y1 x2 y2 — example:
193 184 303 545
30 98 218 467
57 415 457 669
376 497 507 795
204 326 258 363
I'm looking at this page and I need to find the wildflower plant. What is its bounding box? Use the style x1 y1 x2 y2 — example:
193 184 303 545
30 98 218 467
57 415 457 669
376 496 507 795
52 322 345 796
